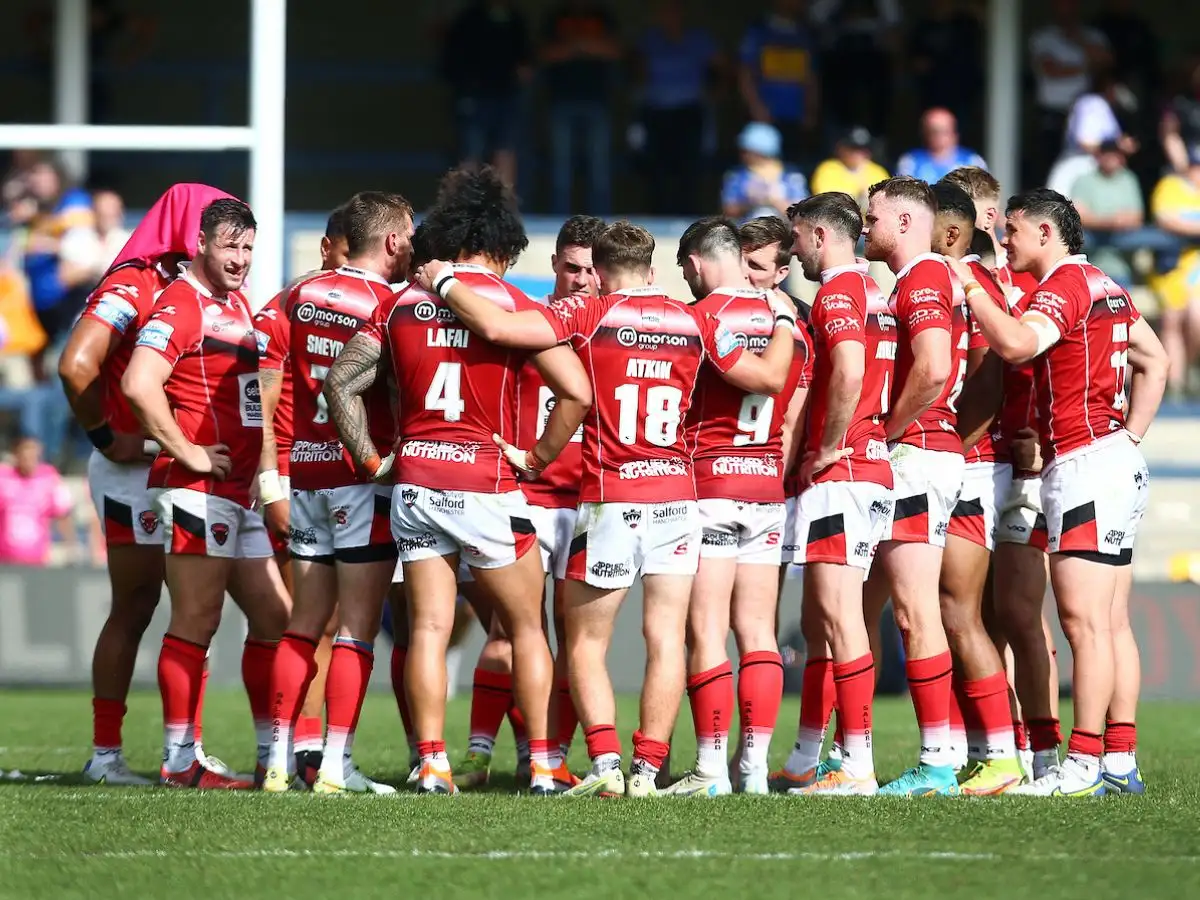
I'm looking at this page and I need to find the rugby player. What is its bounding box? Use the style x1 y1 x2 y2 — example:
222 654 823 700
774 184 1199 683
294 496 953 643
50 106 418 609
942 167 1063 778
262 193 413 794
61 183 236 785
664 217 810 796
254 205 351 786
328 166 591 795
950 189 1168 796
418 220 797 798
122 199 290 788
772 192 896 795
740 216 794 296
861 176 968 796
931 181 1024 793
455 214 604 788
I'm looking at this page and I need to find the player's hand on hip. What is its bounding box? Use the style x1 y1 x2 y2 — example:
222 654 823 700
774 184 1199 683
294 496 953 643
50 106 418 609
103 431 156 465
800 446 853 487
369 451 397 485
1011 426 1042 473
493 433 543 479
186 443 232 480
264 499 290 542
414 259 451 292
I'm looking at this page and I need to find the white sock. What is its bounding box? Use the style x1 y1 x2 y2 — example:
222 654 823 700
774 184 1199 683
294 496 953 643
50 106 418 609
917 720 954 769
696 731 728 778
266 723 294 774
321 728 354 778
592 752 621 773
467 735 496 756
1067 752 1101 777
422 749 450 769
984 725 1017 761
1102 751 1137 774
839 731 875 780
740 727 771 774
163 723 197 773
950 724 970 765
294 733 323 755
254 719 271 771
827 741 844 762
784 726 824 776
1032 748 1059 779
92 746 120 758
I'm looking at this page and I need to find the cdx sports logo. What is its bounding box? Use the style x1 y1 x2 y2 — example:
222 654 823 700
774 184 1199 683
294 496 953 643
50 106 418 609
615 326 687 349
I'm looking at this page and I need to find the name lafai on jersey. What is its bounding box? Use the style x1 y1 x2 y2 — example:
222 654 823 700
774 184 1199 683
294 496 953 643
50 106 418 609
427 327 470 348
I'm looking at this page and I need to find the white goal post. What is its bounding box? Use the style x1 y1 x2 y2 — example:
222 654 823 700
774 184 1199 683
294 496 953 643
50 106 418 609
0 0 286 307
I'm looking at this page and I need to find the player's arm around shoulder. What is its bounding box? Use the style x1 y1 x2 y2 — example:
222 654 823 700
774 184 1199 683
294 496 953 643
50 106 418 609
415 260 560 349
715 292 796 394
324 330 394 481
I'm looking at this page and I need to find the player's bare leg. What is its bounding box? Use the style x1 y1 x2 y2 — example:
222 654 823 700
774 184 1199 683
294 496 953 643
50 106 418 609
471 547 561 794
405 554 461 793
264 558 337 786
85 543 164 785
158 554 251 788
994 542 1061 778
562 579 626 797
863 569 888 684
314 557 395 794
1102 564 1144 792
551 578 579 764
386 582 419 779
730 563 786 794
939 534 1021 793
673 556 736 794
776 578 836 790
875 541 958 795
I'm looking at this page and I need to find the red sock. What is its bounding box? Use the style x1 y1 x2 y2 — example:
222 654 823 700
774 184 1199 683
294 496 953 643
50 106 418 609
158 634 207 760
1028 717 1062 752
1067 728 1103 759
242 639 277 731
529 737 557 769
92 698 125 751
583 724 621 760
948 674 969 746
1103 721 1137 754
963 672 1013 757
632 729 670 771
270 633 319 738
688 660 733 772
906 651 953 766
295 715 323 752
417 739 447 764
389 645 414 747
832 716 844 749
508 696 529 757
323 641 374 762
194 663 209 746
555 678 579 754
737 651 784 744
833 654 875 775
1014 720 1029 751
467 668 512 751
798 656 834 749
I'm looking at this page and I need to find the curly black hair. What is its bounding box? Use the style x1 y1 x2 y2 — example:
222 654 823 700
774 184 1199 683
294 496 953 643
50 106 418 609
421 164 528 267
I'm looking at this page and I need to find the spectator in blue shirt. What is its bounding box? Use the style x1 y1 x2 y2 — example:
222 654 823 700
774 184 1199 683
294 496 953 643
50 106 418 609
738 0 819 161
635 0 722 215
896 107 987 184
722 123 809 221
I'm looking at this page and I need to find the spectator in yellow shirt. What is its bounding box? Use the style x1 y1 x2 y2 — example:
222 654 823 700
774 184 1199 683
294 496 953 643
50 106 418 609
809 127 889 209
1149 148 1200 397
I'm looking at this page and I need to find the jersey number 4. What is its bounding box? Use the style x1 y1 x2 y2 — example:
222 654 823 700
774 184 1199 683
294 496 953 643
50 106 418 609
425 362 466 422
614 383 683 448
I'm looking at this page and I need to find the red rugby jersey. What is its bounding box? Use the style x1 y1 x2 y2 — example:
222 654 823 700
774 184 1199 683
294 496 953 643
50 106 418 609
962 256 1012 465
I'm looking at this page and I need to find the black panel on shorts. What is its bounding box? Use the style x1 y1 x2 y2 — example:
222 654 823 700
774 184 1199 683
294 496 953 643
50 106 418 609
1058 547 1132 567
806 512 846 543
1061 501 1098 535
373 493 391 518
951 497 985 519
290 551 335 566
893 493 929 521
336 543 399 564
103 496 133 529
511 516 537 536
172 504 207 540
568 530 588 558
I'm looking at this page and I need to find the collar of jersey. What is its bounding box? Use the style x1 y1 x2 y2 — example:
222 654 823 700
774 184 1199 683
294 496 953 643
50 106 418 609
710 285 764 298
612 285 665 297
894 251 944 281
179 264 218 300
451 263 501 278
1042 253 1089 280
335 264 389 286
821 261 869 282
961 254 982 264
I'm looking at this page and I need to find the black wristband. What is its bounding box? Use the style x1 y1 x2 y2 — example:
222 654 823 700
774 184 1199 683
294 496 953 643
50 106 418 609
86 423 115 451
774 313 796 329
433 270 457 299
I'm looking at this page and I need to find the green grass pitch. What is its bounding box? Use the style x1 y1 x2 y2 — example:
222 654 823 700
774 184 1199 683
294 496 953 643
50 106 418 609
0 689 1197 899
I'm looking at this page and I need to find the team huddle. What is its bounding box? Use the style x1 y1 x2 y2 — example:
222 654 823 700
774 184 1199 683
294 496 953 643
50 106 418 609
59 163 1166 799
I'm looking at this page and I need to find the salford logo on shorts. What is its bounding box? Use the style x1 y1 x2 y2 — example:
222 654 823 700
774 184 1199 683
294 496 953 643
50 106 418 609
623 508 642 528
401 488 418 507
333 506 349 527
138 511 159 534
653 504 690 523
590 561 631 579
429 491 466 514
210 523 230 546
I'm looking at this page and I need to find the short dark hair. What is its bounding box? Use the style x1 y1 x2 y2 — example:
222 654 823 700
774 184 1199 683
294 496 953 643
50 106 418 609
931 181 977 228
942 167 1001 204
676 216 741 267
421 164 528 266
867 175 937 212
787 192 863 244
341 191 413 258
325 204 348 241
738 216 793 266
970 228 996 264
200 198 256 239
555 215 606 255
593 221 655 274
409 222 433 271
1006 188 1085 255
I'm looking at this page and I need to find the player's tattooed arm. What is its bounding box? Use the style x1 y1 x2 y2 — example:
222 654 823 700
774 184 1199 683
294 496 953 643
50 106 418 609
325 334 386 474
258 367 283 475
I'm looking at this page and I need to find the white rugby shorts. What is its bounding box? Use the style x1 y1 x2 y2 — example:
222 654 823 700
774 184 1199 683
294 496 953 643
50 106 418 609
152 487 272 559
87 452 161 548
880 445 965 548
390 484 537 570
996 474 1048 551
946 462 1010 551
697 498 785 565
1042 434 1149 560
289 483 397 564
566 500 700 589
529 504 576 581
784 481 893 570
